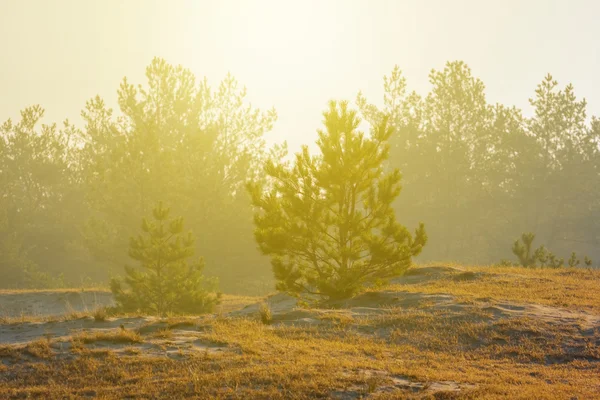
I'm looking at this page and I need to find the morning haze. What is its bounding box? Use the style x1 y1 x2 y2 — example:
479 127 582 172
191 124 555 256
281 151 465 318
0 1 599 398
2 0 600 152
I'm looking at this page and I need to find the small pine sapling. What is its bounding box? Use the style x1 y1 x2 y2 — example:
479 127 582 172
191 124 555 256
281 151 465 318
534 246 548 266
110 202 221 316
512 233 540 267
568 252 580 268
546 253 564 269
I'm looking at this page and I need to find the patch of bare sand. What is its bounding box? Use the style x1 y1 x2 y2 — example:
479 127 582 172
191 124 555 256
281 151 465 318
0 317 152 345
330 368 476 399
0 290 114 318
0 318 236 368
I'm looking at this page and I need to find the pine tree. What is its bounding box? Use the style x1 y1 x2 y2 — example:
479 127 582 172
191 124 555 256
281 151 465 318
512 233 539 267
248 101 427 300
510 232 568 268
568 252 580 268
110 202 220 315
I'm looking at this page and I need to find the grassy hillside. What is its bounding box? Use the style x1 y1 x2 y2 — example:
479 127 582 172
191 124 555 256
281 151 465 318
0 265 598 399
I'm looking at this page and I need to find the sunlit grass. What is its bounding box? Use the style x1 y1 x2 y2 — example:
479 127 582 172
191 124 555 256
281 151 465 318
72 329 143 345
1 317 597 398
388 263 600 312
0 265 598 398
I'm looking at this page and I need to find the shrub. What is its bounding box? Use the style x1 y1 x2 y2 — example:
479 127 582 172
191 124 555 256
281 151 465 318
25 338 54 359
258 303 272 325
508 232 585 269
110 202 221 316
512 233 545 267
568 252 580 268
546 253 564 268
74 329 143 344
93 307 108 322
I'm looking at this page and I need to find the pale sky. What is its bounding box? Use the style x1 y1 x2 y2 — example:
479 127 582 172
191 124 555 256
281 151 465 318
1 0 599 152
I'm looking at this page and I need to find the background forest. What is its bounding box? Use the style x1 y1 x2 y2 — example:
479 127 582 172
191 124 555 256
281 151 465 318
1 58 599 293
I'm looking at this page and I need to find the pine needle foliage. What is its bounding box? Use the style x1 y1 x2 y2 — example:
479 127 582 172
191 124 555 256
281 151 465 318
512 233 543 267
110 202 220 315
511 232 566 268
568 252 580 268
248 101 427 300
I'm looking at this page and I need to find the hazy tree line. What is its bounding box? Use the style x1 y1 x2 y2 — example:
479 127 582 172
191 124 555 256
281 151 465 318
357 61 600 265
1 59 598 292
0 58 277 292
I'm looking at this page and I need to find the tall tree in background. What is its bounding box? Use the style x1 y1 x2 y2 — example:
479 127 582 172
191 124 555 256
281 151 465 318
359 62 493 260
358 61 600 264
0 106 83 287
249 101 426 300
525 75 599 252
79 58 277 292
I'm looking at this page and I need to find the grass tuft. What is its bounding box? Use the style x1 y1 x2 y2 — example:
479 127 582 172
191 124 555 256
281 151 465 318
259 302 272 325
93 307 108 322
73 329 143 345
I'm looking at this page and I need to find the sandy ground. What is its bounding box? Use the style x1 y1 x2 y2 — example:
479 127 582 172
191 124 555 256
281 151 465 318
1 266 598 398
2 266 597 346
0 290 114 319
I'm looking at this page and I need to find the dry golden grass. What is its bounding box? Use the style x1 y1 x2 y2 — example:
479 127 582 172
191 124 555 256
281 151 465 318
1 317 598 399
72 329 143 345
0 308 107 325
148 328 174 340
388 263 600 312
0 293 258 325
216 294 264 314
258 302 273 325
0 265 598 399
23 338 55 360
162 316 202 329
92 307 108 322
122 346 141 356
0 287 109 295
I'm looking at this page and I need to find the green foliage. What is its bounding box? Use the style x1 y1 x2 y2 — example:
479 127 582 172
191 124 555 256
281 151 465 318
249 101 427 300
0 106 85 287
512 233 544 268
358 62 600 265
545 253 564 269
78 58 277 292
509 232 577 269
568 252 580 268
110 202 220 316
2 58 600 290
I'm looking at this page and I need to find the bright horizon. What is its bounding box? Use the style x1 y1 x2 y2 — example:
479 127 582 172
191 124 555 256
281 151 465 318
1 0 599 153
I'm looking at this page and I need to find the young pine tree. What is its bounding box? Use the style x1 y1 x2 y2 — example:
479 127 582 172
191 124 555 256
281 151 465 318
512 233 541 268
110 202 220 315
248 101 427 300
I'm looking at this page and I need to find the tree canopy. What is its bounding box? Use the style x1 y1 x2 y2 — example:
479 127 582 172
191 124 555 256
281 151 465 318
249 101 427 299
1 59 599 291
